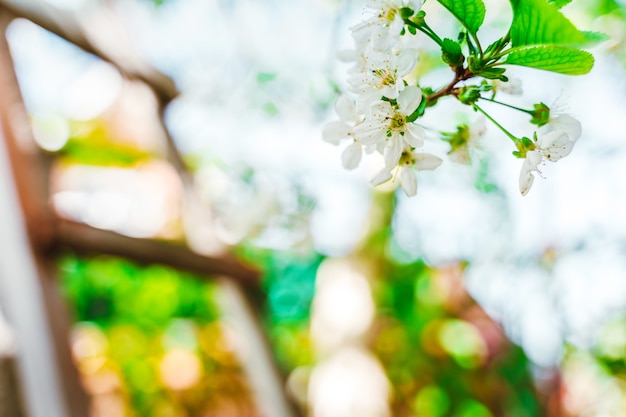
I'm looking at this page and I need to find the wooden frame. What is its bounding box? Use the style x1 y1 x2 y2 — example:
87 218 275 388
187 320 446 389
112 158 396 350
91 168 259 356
0 3 297 416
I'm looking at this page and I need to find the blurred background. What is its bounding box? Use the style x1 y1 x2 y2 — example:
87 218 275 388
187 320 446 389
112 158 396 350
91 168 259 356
1 0 626 416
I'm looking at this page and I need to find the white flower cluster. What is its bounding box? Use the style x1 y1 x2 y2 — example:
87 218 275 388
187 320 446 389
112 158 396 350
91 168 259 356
323 0 442 197
323 0 582 197
519 114 581 195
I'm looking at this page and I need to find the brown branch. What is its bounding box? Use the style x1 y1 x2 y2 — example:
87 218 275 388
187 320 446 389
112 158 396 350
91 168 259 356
427 67 474 103
51 218 261 293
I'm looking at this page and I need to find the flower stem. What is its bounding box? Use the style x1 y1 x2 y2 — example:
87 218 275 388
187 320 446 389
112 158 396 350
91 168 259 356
404 19 443 46
419 21 443 45
473 103 520 144
470 32 483 57
480 97 534 115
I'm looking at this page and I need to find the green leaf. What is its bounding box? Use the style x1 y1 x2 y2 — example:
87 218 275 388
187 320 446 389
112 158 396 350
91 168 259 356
509 0 587 46
441 38 464 67
547 0 573 7
436 0 486 34
506 45 594 75
478 67 507 80
484 38 509 56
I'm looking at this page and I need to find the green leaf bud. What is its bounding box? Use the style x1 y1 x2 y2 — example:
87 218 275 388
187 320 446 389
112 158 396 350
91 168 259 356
399 7 415 18
458 86 482 105
441 38 464 68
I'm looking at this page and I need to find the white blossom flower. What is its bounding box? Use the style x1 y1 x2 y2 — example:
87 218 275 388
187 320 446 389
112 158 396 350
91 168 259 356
323 95 358 145
341 141 363 170
492 77 523 96
447 117 486 164
371 150 442 196
350 0 422 52
323 95 366 170
518 150 543 196
519 114 581 195
354 86 425 168
535 114 581 161
349 48 418 113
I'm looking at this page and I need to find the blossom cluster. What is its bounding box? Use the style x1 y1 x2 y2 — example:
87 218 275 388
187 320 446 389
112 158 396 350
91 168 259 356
323 0 442 197
323 0 589 197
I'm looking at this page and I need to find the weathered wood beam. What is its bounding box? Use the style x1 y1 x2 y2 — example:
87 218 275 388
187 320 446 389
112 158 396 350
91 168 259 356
52 218 261 293
0 356 26 417
0 0 177 102
0 9 90 417
0 4 298 417
0 316 26 417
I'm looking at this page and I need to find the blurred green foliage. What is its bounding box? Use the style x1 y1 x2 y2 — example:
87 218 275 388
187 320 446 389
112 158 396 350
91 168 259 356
58 119 152 167
346 193 542 417
373 260 541 417
61 255 218 328
238 192 542 417
51 126 544 416
582 0 626 68
239 247 321 372
59 255 258 417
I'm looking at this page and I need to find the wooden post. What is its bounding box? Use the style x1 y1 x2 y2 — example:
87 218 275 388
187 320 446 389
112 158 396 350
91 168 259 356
0 313 25 417
0 10 89 417
217 279 298 417
0 356 26 417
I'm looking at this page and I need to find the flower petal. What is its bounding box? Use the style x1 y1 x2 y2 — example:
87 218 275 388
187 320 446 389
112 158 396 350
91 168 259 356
449 147 471 164
469 117 486 139
350 20 373 46
396 48 418 76
356 90 385 115
399 166 417 196
536 114 581 161
496 77 523 96
549 114 581 142
354 120 387 145
404 123 425 148
384 137 403 168
371 17 402 51
322 121 351 145
335 95 357 122
371 167 393 186
397 86 422 115
519 169 535 196
413 153 442 171
519 150 542 195
538 131 574 162
341 142 363 170
369 100 392 119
